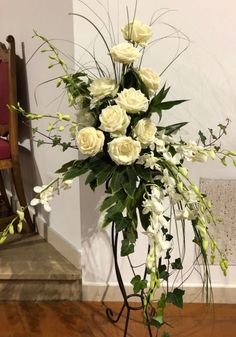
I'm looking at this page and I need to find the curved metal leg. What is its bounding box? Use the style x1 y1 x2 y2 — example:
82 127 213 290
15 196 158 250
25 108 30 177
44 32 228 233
106 222 153 337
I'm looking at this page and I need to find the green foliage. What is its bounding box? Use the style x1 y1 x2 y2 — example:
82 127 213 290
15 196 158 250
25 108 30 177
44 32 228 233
157 122 188 135
123 69 149 97
121 238 134 256
167 288 185 308
150 293 166 328
171 258 183 270
162 332 170 337
130 275 147 293
158 264 169 281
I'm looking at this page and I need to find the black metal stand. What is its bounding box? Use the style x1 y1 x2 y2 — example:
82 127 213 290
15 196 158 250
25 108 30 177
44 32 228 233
106 222 153 337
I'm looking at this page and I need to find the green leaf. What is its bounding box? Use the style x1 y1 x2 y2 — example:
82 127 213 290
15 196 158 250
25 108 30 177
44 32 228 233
158 99 188 110
131 275 147 294
171 258 183 270
62 142 71 151
148 84 170 117
122 167 137 198
162 332 170 337
52 136 61 147
157 122 188 135
150 293 166 328
123 69 149 97
110 168 125 194
96 165 115 186
55 160 77 174
121 238 134 256
167 288 185 308
114 214 132 232
134 164 152 181
100 195 116 212
158 265 169 281
63 164 89 180
198 130 207 145
85 171 96 185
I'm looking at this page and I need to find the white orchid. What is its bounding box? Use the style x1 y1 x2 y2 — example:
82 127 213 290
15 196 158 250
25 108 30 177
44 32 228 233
30 185 54 212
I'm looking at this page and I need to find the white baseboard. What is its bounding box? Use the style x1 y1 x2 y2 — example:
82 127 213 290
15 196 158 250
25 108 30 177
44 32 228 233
82 282 236 303
36 216 81 270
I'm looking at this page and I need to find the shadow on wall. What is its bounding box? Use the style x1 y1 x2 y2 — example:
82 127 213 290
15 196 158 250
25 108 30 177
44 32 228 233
10 42 48 225
80 175 114 285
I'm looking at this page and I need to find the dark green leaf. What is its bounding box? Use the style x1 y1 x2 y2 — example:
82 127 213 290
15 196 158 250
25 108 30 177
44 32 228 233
122 167 137 198
158 265 169 281
55 160 78 174
157 122 188 135
110 168 125 194
171 258 183 270
167 288 185 308
158 99 188 110
96 165 115 185
85 171 96 185
134 164 152 181
100 195 116 212
63 164 89 180
121 238 134 256
52 136 61 147
62 142 71 151
162 332 170 337
114 214 132 232
131 275 147 294
198 130 207 145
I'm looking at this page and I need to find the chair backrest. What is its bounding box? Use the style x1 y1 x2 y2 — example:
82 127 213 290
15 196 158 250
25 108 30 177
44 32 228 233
0 36 18 159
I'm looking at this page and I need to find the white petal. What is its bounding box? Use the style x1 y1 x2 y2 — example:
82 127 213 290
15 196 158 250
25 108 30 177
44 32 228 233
43 203 52 212
30 198 40 206
33 186 43 193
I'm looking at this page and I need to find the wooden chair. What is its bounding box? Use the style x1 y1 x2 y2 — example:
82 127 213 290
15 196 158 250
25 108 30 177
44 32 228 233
0 35 34 232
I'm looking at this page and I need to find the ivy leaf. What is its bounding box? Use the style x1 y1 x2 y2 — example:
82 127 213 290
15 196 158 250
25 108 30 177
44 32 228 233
198 130 207 145
167 288 185 308
150 293 166 328
37 140 45 147
130 275 147 294
158 265 169 281
121 238 134 256
52 136 61 147
114 214 132 232
162 333 170 337
171 258 183 270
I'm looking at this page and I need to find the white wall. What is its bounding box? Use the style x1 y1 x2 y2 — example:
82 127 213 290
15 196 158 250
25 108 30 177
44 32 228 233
73 0 236 293
0 0 81 251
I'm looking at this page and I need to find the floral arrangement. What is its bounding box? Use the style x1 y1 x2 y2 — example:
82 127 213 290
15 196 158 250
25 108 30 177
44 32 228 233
3 5 236 336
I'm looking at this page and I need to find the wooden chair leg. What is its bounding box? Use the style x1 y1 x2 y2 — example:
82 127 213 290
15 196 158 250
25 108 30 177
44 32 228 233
11 164 35 233
0 171 12 212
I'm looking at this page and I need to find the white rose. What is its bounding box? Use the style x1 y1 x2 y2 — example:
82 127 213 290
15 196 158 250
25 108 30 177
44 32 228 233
108 136 141 165
99 105 130 137
138 67 161 96
133 118 156 147
122 20 152 46
76 127 104 156
115 88 148 114
88 77 117 102
110 43 140 64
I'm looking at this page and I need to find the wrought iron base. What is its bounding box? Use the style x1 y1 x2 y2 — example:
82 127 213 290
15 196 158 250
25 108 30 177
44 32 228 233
106 222 153 337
